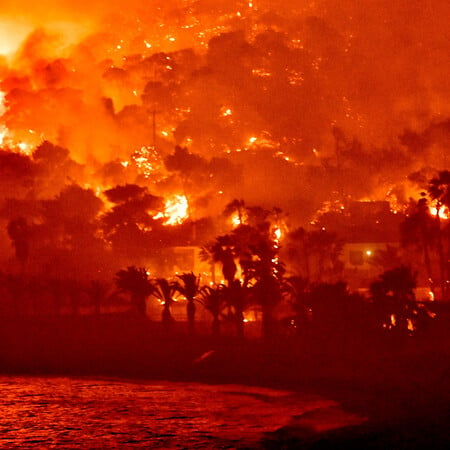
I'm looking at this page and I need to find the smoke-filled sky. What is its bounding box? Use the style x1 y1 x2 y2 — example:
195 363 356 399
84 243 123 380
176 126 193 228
0 0 449 274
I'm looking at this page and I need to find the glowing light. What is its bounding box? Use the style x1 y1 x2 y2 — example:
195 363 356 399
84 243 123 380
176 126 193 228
0 90 6 116
252 68 272 77
242 312 255 322
0 20 33 56
231 213 241 227
273 227 282 242
17 142 33 155
0 126 6 146
407 319 415 332
248 136 257 144
365 250 372 256
429 206 449 220
221 107 232 117
390 314 396 327
161 195 189 226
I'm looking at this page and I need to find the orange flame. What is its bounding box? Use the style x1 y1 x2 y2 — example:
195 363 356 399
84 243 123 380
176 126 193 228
155 195 189 226
429 205 449 220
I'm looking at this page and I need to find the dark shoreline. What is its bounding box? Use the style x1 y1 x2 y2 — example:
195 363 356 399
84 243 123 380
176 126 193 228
1 315 449 448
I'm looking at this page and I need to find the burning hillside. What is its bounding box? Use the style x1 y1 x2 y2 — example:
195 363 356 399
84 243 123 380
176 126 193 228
0 0 448 276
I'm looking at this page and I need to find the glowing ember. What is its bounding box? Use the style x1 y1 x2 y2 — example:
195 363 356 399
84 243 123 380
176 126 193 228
220 107 232 117
390 314 396 327
131 146 163 178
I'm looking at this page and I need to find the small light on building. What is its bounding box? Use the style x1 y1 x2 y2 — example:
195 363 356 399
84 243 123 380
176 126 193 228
365 250 372 256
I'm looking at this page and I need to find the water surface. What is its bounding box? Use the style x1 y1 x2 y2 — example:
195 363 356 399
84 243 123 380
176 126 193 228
0 376 364 448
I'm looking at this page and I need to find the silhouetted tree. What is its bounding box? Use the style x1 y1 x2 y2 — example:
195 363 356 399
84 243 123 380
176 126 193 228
223 199 246 225
428 170 450 300
115 266 153 316
225 279 249 339
201 234 237 286
370 265 418 333
285 275 310 333
152 278 178 331
7 217 30 272
198 284 227 337
401 197 437 297
175 272 201 335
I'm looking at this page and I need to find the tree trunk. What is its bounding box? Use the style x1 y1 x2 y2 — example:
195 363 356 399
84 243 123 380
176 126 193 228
435 212 447 300
133 294 147 316
421 225 436 300
187 300 196 335
162 305 173 331
212 316 220 338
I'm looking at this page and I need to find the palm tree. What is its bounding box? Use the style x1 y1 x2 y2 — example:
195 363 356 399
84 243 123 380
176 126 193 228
7 217 30 273
201 234 237 286
175 272 201 335
151 278 178 330
401 197 438 296
223 222 286 340
223 199 246 225
428 170 450 300
198 284 227 337
225 279 249 339
115 266 153 316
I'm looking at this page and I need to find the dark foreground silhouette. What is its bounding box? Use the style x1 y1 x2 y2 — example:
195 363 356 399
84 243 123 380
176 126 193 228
0 312 449 449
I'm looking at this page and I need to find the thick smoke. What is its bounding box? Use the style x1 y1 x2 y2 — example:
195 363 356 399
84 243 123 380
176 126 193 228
0 0 448 274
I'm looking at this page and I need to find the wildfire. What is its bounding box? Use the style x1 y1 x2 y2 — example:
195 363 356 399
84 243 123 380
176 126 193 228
390 314 396 328
429 206 449 220
131 146 164 178
407 318 415 333
273 227 282 242
0 90 6 146
155 195 189 226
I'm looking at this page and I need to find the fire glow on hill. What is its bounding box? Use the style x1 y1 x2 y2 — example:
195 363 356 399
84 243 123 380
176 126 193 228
0 0 448 276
